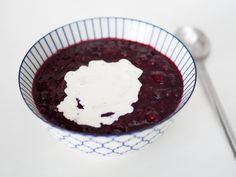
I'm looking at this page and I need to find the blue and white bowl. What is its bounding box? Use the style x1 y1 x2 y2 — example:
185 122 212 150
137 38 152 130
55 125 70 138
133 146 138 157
18 17 197 156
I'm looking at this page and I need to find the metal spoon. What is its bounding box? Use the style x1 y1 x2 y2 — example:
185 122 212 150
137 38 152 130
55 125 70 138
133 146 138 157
175 26 236 157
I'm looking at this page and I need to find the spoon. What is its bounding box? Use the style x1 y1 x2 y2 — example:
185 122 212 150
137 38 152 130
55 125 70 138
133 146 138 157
175 26 236 157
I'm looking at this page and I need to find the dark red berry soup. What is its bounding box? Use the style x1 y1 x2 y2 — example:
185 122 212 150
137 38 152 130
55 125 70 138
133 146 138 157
33 38 183 135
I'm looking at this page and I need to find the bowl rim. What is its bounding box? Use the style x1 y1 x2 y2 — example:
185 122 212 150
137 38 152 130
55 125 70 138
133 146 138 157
18 16 197 137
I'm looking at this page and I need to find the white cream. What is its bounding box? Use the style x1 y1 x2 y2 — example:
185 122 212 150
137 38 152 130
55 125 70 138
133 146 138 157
57 59 143 128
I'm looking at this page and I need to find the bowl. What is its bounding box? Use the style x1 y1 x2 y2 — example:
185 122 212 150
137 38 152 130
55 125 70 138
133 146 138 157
18 17 197 156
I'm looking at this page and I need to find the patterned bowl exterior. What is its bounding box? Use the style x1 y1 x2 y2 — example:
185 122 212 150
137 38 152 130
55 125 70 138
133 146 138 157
19 17 197 156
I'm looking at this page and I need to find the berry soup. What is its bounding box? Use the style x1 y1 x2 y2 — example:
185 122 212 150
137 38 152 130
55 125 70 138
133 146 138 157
33 38 183 135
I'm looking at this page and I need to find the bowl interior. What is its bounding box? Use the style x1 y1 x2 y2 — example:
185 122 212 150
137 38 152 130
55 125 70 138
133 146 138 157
19 17 197 131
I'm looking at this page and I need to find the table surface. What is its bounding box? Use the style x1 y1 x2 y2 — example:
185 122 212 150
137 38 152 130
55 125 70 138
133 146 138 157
1 0 236 176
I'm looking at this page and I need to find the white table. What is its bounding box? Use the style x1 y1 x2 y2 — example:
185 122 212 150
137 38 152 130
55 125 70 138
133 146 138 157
1 0 236 176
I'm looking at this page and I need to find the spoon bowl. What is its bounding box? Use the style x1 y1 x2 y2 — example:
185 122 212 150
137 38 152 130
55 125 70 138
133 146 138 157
175 26 210 60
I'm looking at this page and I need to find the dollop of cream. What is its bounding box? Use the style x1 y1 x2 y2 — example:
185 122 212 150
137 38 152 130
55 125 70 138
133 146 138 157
57 59 143 128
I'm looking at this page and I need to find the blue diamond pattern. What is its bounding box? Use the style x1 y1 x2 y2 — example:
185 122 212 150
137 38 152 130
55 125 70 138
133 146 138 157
47 119 173 156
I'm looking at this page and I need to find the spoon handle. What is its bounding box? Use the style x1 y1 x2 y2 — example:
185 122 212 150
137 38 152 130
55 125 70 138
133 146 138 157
197 61 236 157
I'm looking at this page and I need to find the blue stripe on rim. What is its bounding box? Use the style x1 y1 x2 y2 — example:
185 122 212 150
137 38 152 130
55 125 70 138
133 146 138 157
68 24 76 43
62 27 70 46
38 40 49 58
148 26 155 45
164 35 174 55
169 41 179 59
18 17 197 137
91 19 96 39
160 32 168 52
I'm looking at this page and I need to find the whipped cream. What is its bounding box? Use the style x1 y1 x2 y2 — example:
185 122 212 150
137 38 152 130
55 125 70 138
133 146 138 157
57 59 143 128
